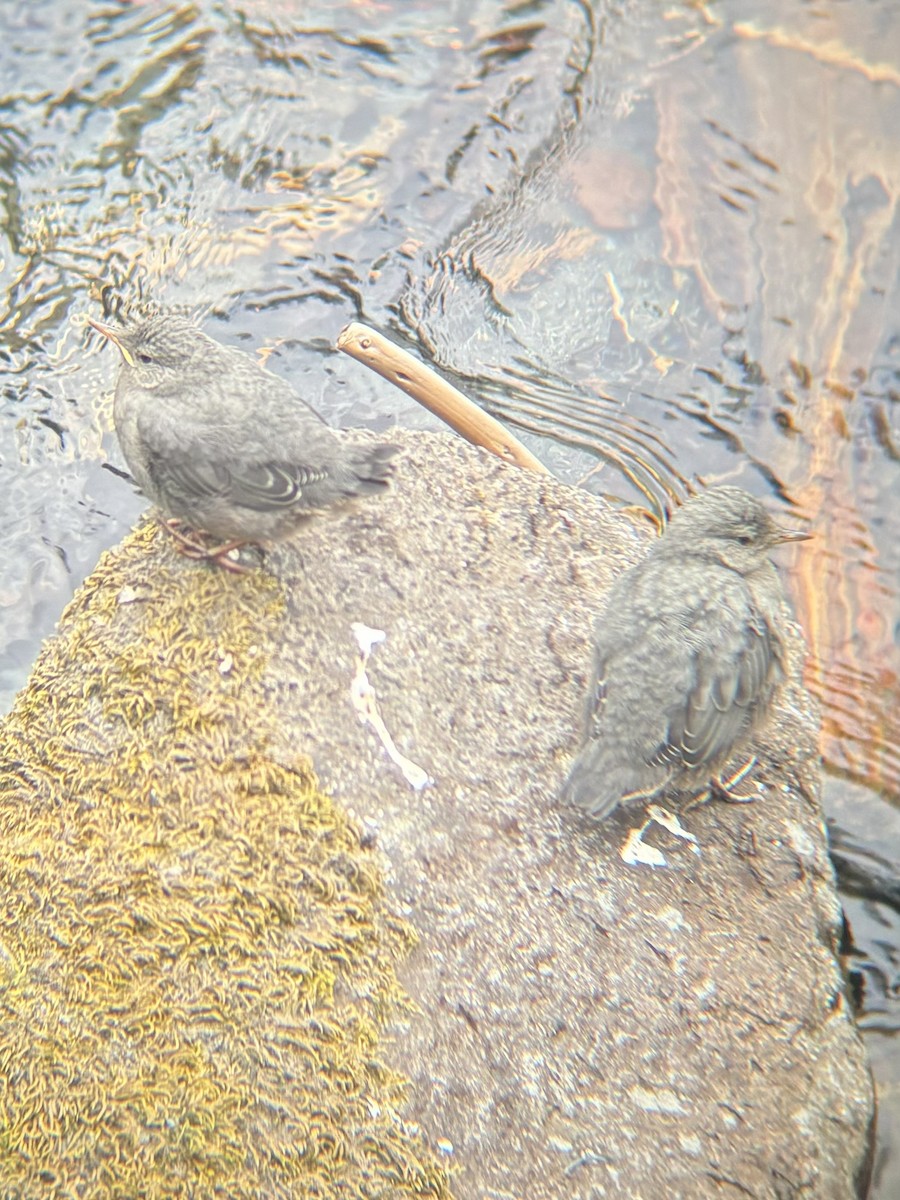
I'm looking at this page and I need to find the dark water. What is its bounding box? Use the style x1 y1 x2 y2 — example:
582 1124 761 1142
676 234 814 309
1 0 898 1191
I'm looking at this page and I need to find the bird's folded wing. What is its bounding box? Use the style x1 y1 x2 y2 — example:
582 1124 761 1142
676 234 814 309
139 416 329 512
651 607 775 772
582 624 617 740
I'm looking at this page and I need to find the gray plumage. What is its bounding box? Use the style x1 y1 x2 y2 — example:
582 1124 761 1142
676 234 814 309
88 314 396 542
562 487 809 819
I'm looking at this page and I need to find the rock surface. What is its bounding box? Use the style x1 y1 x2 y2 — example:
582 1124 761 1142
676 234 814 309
0 430 873 1198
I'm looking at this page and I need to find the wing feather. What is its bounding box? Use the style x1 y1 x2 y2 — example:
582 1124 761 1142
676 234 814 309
652 606 775 773
138 410 331 514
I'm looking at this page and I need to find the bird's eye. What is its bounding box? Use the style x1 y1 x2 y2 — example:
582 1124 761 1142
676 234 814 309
137 352 152 365
737 534 753 545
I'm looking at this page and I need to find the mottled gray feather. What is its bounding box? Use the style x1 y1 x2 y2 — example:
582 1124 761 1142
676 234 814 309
562 487 796 819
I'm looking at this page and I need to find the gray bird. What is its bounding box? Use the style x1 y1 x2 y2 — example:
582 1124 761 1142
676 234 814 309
88 313 396 564
562 487 810 819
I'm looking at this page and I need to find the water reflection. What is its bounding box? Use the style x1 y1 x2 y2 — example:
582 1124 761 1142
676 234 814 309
394 2 900 814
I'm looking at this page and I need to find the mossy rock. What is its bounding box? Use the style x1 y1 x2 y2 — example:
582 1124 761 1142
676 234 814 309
0 522 450 1199
0 430 874 1199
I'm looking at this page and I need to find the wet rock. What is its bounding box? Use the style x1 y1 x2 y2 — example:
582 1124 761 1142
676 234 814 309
0 430 873 1198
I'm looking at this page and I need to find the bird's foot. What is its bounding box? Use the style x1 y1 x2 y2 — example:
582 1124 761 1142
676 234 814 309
162 518 255 574
712 756 761 804
681 758 760 813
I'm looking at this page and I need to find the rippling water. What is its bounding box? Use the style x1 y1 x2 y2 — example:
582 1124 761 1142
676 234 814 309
1 0 898 1191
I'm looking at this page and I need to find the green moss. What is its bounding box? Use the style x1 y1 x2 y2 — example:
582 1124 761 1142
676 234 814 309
0 522 451 1199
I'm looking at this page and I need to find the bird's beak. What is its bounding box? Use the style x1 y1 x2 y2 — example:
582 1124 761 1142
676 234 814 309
774 526 813 544
87 317 135 367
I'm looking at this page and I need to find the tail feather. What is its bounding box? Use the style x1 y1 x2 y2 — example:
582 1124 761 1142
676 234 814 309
561 749 631 821
348 443 398 495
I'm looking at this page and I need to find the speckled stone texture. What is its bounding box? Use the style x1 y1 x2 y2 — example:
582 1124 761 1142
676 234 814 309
1 429 873 1199
267 430 874 1200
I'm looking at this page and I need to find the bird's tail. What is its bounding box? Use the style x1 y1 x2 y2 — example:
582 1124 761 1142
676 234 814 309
349 443 398 495
560 748 626 821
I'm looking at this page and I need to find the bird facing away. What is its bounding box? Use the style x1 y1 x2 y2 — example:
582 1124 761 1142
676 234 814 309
88 313 396 558
562 487 810 820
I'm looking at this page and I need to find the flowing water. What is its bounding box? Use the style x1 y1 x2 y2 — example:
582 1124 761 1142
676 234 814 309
1 0 898 1190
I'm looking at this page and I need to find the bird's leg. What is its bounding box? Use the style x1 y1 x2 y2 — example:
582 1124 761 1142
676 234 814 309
711 756 760 804
161 518 253 574
681 757 760 813
679 785 712 813
202 540 254 574
163 518 213 556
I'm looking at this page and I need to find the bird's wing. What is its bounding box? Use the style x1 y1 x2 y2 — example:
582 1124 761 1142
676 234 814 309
650 603 776 773
582 629 613 740
150 449 328 512
137 412 331 512
565 617 664 817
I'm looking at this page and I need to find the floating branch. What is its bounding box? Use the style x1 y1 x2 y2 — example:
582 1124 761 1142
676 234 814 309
337 321 552 475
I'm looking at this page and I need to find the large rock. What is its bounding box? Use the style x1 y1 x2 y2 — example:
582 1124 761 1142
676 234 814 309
0 430 873 1198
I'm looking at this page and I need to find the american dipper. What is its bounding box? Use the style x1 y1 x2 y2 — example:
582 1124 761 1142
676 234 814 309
562 487 810 819
88 313 396 565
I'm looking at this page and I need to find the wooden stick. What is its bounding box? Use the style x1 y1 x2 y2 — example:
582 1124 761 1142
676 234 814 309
337 321 552 475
